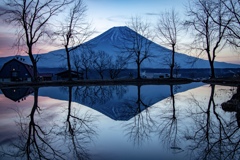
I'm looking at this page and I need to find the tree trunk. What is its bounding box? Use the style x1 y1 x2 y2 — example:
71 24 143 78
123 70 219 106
65 47 72 81
28 48 38 82
32 61 38 82
170 44 175 79
209 60 215 79
137 52 141 79
100 72 104 79
137 63 141 79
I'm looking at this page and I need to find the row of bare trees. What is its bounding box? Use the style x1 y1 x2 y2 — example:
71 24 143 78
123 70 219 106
70 49 127 79
0 0 239 81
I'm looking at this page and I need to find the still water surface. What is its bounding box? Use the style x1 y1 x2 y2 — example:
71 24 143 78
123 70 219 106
0 83 239 160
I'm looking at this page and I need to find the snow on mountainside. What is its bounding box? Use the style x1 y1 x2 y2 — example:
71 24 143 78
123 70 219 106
90 26 126 44
0 26 239 69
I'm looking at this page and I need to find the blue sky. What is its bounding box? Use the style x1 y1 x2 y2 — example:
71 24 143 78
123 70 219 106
86 0 187 34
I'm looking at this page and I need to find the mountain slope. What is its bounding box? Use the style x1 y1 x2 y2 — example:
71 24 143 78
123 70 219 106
85 26 239 69
0 26 239 69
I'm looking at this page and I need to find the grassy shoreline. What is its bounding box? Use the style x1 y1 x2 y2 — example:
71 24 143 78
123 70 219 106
0 78 194 89
0 77 239 89
202 78 240 86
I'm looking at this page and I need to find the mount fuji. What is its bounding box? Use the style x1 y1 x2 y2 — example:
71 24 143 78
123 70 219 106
0 26 239 69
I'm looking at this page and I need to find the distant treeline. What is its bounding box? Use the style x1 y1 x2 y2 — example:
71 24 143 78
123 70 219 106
38 68 240 80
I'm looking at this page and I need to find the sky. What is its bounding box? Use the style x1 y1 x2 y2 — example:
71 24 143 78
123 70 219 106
0 0 239 64
85 0 187 33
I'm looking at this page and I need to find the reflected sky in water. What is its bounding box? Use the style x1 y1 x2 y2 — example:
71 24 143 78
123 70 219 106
0 83 239 160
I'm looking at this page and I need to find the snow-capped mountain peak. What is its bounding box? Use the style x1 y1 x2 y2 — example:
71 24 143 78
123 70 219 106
89 26 132 45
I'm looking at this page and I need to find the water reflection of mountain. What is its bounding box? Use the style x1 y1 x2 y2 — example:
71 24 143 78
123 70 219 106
37 82 204 121
0 83 204 121
1 83 239 159
0 83 204 120
1 87 34 102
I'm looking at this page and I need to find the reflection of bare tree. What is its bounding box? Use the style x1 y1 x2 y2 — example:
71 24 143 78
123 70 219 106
1 86 99 159
73 85 127 106
155 85 183 153
186 85 240 160
62 86 97 160
0 87 65 159
123 85 155 146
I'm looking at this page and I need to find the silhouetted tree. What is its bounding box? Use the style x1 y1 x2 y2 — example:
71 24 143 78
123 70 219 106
93 50 111 79
109 56 127 79
72 51 82 78
120 16 154 79
76 49 94 79
185 0 231 78
0 0 72 81
220 0 240 50
55 0 92 81
156 9 182 78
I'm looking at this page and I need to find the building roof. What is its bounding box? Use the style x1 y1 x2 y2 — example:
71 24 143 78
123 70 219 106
0 58 35 78
56 70 83 76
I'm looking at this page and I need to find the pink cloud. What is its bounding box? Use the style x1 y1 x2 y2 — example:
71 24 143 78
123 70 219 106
0 33 16 57
0 31 61 57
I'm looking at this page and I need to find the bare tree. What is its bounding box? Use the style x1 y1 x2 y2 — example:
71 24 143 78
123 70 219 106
109 56 127 79
55 0 93 81
220 0 240 50
185 0 232 78
156 9 182 78
120 16 154 79
78 49 94 79
0 0 72 82
93 50 111 79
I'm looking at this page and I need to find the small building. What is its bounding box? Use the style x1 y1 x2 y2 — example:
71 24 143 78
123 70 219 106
141 70 170 79
0 58 34 82
38 73 53 81
141 70 181 79
0 58 53 82
56 70 83 80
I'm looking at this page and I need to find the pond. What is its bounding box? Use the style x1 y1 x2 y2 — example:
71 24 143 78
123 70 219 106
0 83 239 160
